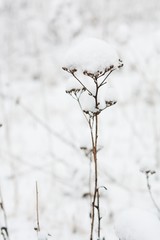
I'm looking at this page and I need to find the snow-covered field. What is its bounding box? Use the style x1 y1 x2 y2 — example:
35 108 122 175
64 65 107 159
0 0 160 239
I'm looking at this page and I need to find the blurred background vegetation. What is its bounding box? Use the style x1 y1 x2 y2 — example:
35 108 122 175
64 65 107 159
0 0 160 239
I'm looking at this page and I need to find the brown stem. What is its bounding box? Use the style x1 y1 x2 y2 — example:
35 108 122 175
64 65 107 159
76 87 98 238
36 181 40 233
64 60 122 240
89 154 93 216
90 82 99 240
67 70 116 240
97 188 101 239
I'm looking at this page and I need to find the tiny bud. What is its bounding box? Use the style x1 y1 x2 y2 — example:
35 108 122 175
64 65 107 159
80 146 87 150
62 67 68 71
82 192 91 198
70 68 77 74
105 100 117 107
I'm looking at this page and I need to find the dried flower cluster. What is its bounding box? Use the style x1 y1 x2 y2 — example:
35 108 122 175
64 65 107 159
63 39 123 240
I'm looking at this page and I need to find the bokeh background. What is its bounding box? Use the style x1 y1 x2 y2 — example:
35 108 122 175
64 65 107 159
0 0 160 239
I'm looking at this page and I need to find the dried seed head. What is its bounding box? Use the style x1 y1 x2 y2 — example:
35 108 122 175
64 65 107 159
118 59 124 68
70 68 77 74
62 67 68 71
105 100 117 107
83 70 95 78
66 88 81 94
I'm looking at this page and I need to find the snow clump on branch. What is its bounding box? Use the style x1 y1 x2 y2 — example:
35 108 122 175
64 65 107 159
63 38 123 75
63 38 123 115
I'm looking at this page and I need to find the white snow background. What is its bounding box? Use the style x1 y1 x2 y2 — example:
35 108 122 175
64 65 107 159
0 0 160 240
114 208 160 240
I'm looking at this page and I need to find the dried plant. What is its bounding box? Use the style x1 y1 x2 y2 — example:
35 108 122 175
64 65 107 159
34 182 52 240
142 169 160 215
34 181 41 237
63 60 123 240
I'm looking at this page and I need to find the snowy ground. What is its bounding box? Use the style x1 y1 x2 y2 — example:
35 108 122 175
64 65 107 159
0 0 160 240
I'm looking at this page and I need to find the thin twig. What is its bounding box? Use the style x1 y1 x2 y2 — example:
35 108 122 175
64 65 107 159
90 81 99 240
145 171 160 214
0 186 10 240
71 72 93 96
35 181 40 233
98 69 116 88
96 188 101 239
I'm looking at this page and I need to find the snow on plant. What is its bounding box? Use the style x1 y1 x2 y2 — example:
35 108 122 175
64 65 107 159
62 38 123 240
114 208 160 240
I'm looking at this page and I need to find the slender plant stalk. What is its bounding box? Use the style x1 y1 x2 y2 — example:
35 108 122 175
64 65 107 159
97 188 101 239
66 75 104 240
63 63 123 240
36 181 40 235
145 171 160 214
89 155 92 216
0 186 10 240
90 81 100 240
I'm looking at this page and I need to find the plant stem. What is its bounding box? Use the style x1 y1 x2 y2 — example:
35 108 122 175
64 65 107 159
97 188 101 239
66 71 117 240
36 181 40 233
90 81 100 240
146 173 160 214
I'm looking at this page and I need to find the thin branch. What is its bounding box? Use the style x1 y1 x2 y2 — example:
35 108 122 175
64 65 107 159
145 171 160 214
77 98 90 124
99 60 123 87
0 186 10 240
98 69 116 88
90 80 99 240
96 188 101 239
62 67 93 96
35 181 40 233
71 72 93 96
